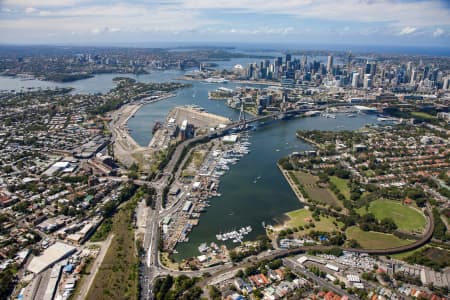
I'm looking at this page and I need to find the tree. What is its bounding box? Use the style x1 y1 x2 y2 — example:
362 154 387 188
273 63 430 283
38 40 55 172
208 286 221 300
102 200 117 217
235 269 244 278
348 239 361 248
253 289 263 299
0 267 16 300
380 217 397 231
245 265 259 276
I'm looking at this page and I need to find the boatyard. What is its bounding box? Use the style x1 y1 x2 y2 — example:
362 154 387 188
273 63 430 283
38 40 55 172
161 131 252 252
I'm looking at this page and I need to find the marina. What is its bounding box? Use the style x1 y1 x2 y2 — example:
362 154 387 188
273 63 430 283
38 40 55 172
160 130 254 251
216 226 253 243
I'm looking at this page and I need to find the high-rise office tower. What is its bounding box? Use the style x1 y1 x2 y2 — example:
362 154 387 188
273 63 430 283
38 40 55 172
410 68 416 85
327 55 333 73
363 74 372 89
365 62 371 74
277 57 283 67
286 54 291 63
443 76 449 90
352 73 359 88
370 63 377 76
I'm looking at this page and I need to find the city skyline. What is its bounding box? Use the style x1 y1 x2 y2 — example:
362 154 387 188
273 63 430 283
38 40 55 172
1 0 450 48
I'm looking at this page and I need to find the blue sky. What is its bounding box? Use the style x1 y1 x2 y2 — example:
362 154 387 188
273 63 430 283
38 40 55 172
0 0 449 48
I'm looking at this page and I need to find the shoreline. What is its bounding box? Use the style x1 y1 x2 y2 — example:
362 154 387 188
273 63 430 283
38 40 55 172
176 76 281 86
277 163 308 206
111 93 178 149
295 133 324 150
109 93 177 167
275 163 309 230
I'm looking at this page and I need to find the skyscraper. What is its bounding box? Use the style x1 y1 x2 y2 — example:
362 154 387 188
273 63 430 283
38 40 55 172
327 55 333 74
443 76 450 90
410 68 416 85
363 74 372 89
352 73 359 88
286 54 291 63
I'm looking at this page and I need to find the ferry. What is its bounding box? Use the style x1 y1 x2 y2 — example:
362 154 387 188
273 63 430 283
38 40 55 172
205 77 229 83
321 113 336 119
377 117 397 122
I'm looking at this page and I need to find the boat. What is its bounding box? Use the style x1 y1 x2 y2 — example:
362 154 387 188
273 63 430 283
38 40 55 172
152 121 162 134
216 226 252 242
347 114 356 118
205 77 229 83
377 117 397 122
198 243 209 253
321 113 336 119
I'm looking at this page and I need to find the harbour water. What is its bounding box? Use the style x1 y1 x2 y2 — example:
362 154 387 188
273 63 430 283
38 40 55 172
0 71 183 94
172 112 379 260
0 64 380 261
125 74 380 260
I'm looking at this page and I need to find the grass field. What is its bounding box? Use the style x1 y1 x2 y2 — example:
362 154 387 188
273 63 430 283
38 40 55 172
346 226 411 249
280 208 342 234
86 199 139 300
411 111 436 120
289 171 342 209
357 200 426 232
329 176 350 199
391 245 429 260
290 171 317 185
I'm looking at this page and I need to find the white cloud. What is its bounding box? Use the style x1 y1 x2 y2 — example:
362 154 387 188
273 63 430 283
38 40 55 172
200 26 294 35
399 26 416 35
181 0 450 27
91 27 122 34
39 10 52 16
1 0 450 44
24 7 37 14
433 28 444 37
3 0 82 8
0 3 215 36
91 28 101 35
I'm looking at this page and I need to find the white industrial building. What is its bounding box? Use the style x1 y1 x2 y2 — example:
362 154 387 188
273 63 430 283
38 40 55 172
27 242 76 274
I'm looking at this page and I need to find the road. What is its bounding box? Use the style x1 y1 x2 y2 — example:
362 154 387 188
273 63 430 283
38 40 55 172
74 234 114 300
140 204 160 300
283 257 358 300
